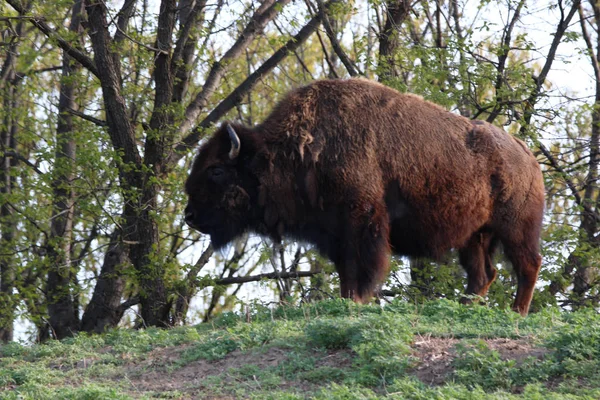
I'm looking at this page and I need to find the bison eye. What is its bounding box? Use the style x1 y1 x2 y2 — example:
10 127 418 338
207 166 227 183
209 166 223 176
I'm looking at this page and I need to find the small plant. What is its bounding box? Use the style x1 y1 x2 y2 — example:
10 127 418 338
276 351 317 378
350 314 414 385
315 383 380 400
452 340 515 391
305 318 362 349
545 314 600 381
229 364 283 390
179 330 241 362
299 366 348 383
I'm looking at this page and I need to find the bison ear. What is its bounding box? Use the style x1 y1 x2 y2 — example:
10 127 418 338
227 124 241 160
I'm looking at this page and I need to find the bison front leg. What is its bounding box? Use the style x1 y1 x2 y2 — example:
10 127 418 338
459 232 498 304
337 200 391 303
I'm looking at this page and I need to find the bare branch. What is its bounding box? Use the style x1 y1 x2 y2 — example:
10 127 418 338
273 20 315 80
513 0 582 225
486 0 525 123
316 0 361 76
115 24 168 54
538 141 600 223
71 224 99 271
531 0 580 101
178 0 292 136
5 0 99 78
13 66 62 83
170 13 322 163
114 0 137 44
7 202 49 242
65 108 107 127
316 28 340 78
172 0 207 68
2 151 43 174
304 0 340 78
578 4 600 83
207 270 322 286
118 296 140 313
85 0 141 167
174 242 214 324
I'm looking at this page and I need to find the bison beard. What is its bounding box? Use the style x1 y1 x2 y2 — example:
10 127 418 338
184 78 545 316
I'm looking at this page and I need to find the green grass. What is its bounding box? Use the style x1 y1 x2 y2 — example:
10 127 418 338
2 299 600 399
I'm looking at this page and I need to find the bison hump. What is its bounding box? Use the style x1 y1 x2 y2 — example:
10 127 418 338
466 120 515 203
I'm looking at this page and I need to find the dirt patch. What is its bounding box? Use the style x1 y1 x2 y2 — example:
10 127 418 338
410 335 549 386
485 338 548 364
316 349 354 370
411 335 459 385
121 345 352 397
71 336 549 396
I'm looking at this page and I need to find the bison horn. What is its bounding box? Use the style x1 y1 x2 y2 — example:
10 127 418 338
227 124 241 159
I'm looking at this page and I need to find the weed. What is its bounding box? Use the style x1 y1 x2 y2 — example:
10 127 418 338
179 329 240 362
315 382 380 399
452 340 515 391
299 366 348 383
305 318 362 349
350 313 414 385
276 351 317 378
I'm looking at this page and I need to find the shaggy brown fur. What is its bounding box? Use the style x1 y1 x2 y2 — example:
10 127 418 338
185 78 545 316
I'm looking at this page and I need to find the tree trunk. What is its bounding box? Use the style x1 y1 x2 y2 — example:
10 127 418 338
80 232 129 333
571 1 600 306
46 0 83 340
0 76 16 343
172 0 207 103
0 5 30 342
377 0 411 81
84 0 171 327
307 256 329 302
173 243 213 325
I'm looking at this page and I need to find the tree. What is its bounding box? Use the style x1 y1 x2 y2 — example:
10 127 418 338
46 0 84 340
542 0 600 309
4 0 327 338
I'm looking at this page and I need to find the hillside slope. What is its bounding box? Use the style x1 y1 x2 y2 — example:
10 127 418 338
1 299 600 399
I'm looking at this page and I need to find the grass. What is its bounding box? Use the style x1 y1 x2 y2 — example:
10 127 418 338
1 298 600 399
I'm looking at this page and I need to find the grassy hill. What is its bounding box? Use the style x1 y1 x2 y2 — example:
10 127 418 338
1 299 600 399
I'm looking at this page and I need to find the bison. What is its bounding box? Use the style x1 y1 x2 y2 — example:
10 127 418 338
184 78 545 316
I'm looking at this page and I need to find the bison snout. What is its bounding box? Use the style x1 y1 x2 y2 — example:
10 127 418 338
184 206 195 227
184 204 213 233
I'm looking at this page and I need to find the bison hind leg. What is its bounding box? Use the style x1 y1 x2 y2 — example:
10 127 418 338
338 201 391 303
502 240 541 316
495 204 543 316
459 231 499 304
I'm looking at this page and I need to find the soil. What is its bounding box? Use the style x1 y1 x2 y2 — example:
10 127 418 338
122 345 353 397
411 334 548 386
90 336 548 398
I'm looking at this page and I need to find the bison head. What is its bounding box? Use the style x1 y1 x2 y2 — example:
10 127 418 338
184 123 260 248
